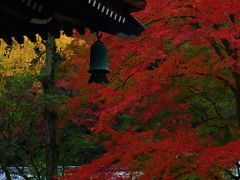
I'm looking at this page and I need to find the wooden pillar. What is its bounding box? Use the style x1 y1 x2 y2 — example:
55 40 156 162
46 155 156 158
41 33 57 180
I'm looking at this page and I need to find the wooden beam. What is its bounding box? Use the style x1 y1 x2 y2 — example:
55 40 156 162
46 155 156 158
122 0 146 10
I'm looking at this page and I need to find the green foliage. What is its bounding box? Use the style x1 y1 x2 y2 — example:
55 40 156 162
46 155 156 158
0 73 43 177
114 114 134 132
0 35 105 179
58 122 106 166
198 119 239 145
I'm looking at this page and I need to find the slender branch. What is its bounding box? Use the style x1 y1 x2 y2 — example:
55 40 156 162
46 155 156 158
236 162 240 179
1 166 12 180
189 87 223 120
209 38 225 60
114 72 135 90
215 74 237 94
144 15 195 27
30 155 42 180
225 169 239 180
9 147 30 180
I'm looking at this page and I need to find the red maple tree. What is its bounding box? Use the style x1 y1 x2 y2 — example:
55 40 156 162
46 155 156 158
58 0 240 179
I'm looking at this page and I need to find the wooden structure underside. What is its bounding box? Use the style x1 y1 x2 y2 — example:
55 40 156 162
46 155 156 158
0 0 146 44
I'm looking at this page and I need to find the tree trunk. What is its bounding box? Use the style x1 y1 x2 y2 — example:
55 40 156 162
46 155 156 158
2 167 12 180
41 33 57 180
234 72 240 128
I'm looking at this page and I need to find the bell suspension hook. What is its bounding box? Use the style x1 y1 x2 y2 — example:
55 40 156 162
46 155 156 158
96 31 103 41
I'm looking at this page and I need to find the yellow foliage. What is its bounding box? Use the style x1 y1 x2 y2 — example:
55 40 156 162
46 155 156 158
0 32 78 78
0 32 85 95
0 37 44 77
56 32 73 52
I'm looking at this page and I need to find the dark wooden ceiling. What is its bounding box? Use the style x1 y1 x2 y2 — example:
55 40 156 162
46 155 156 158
0 0 146 44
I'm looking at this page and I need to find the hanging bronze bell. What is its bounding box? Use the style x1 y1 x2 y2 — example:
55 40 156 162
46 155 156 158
88 37 109 84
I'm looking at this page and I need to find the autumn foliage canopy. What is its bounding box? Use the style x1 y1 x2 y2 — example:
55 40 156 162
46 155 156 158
58 0 240 179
